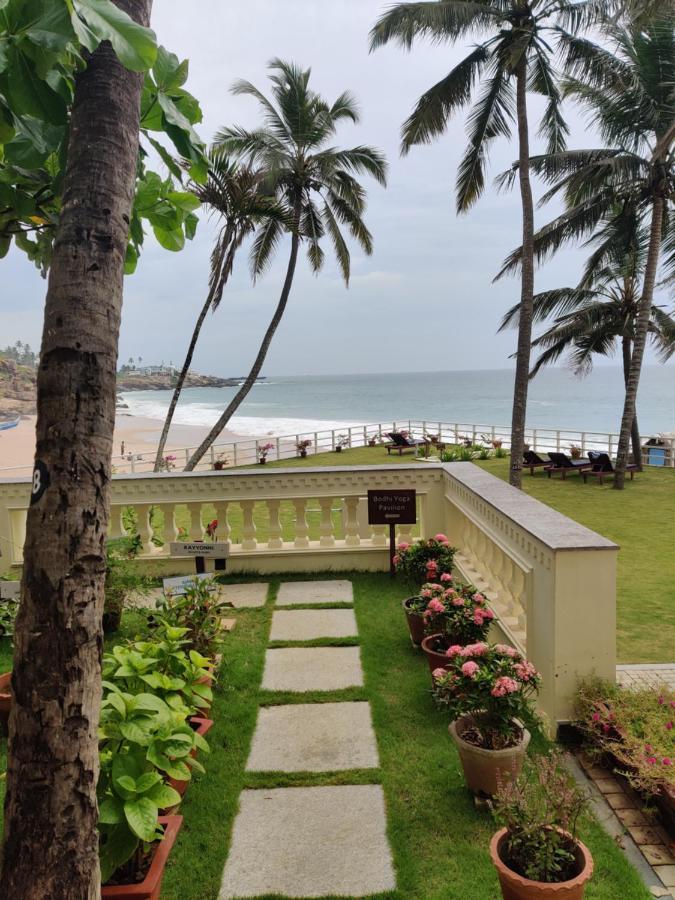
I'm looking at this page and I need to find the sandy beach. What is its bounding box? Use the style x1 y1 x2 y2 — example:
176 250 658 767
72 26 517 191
0 413 252 478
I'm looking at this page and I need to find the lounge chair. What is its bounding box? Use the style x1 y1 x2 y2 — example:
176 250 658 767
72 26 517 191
385 431 427 456
523 450 550 475
545 451 592 479
582 452 638 485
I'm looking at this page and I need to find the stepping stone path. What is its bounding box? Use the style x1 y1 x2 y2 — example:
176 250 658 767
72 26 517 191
219 580 396 899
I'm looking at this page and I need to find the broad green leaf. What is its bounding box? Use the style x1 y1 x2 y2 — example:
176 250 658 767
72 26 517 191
146 135 182 180
146 747 190 781
71 0 157 72
118 720 151 746
146 782 182 809
159 733 193 757
153 46 188 91
25 3 74 52
112 750 143 786
193 731 210 754
186 755 205 774
124 796 158 842
157 92 200 143
2 48 68 124
124 242 138 274
99 822 138 885
153 223 184 252
114 774 138 798
105 690 127 717
0 234 11 257
98 796 124 825
166 190 200 213
184 212 198 240
135 771 162 794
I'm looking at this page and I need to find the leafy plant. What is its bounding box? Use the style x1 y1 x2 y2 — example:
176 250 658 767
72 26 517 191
98 687 208 883
104 539 154 631
491 751 588 883
0 594 19 638
434 643 541 749
157 577 223 657
393 535 456 586
420 582 496 645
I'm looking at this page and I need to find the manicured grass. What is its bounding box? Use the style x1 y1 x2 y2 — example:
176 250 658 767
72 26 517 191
260 447 675 664
159 572 648 900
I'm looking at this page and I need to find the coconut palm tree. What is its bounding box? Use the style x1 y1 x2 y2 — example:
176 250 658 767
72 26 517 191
153 153 283 471
369 1 589 488
184 59 387 471
500 208 675 464
497 18 674 487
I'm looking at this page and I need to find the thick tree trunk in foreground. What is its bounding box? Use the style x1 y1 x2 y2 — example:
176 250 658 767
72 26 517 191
621 336 642 469
184 217 301 471
0 2 151 897
154 229 233 471
614 195 664 489
508 60 535 490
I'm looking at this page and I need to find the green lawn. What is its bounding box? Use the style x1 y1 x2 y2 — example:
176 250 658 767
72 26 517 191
257 447 675 664
0 574 652 897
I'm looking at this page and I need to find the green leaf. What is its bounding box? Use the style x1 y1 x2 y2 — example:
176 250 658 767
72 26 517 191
98 796 124 825
135 771 162 794
2 47 68 124
71 0 157 72
25 2 74 52
166 190 200 213
124 796 158 842
114 774 138 798
153 223 184 252
146 782 182 809
153 46 188 91
99 823 139 885
184 212 198 240
124 242 138 274
145 135 182 180
193 731 210 754
118 720 151 746
0 234 11 258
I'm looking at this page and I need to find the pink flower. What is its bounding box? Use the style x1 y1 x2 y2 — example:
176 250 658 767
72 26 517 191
663 758 672 766
440 573 453 583
420 589 432 598
432 667 448 680
427 598 445 614
514 661 538 682
461 661 480 678
603 723 611 733
472 593 485 605
671 701 675 709
646 756 657 765
591 712 601 723
666 722 673 731
434 533 449 544
658 696 665 705
473 611 485 625
461 642 489 657
453 597 465 607
398 542 410 551
483 608 494 620
446 645 463 657
491 676 520 697
392 555 401 566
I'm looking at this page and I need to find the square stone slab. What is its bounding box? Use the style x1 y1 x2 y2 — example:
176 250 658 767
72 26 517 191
276 579 353 606
125 587 164 610
269 608 358 642
218 582 268 609
219 784 396 898
247 702 379 772
262 647 363 692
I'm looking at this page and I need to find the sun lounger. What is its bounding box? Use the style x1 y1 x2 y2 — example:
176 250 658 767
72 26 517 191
582 452 638 485
384 431 427 456
545 451 592 479
523 450 550 475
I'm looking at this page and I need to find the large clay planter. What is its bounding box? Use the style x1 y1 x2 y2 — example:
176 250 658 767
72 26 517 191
0 671 11 736
102 815 183 899
449 714 530 797
166 717 214 803
402 597 426 647
421 633 451 675
490 828 593 900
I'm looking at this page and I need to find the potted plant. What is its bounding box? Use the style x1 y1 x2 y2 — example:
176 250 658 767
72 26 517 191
213 454 228 470
101 815 183 899
400 576 454 647
393 535 456 587
489 751 593 899
434 643 540 796
492 439 503 449
569 445 582 460
367 435 379 447
335 434 349 452
419 583 496 673
158 577 224 658
296 438 312 458
258 441 274 464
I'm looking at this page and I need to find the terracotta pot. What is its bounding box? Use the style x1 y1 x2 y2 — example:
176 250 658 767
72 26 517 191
0 671 11 736
449 714 530 796
299 449 307 458
490 827 593 899
166 717 214 802
102 815 182 899
421 633 451 675
402 597 426 647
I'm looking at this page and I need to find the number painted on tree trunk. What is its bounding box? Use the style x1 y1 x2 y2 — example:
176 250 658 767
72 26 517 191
30 461 50 505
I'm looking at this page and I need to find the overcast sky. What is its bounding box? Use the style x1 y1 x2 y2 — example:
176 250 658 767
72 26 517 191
2 0 672 376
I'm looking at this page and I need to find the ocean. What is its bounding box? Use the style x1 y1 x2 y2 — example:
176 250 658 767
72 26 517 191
120 366 675 439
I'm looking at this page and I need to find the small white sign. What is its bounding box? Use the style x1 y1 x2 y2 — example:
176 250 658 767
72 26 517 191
163 573 218 596
0 581 20 600
169 541 230 559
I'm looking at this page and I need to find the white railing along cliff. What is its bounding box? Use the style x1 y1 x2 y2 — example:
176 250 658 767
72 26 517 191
0 462 617 728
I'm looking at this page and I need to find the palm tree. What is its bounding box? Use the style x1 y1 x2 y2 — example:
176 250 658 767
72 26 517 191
184 59 387 470
500 209 675 464
496 18 674 488
369 1 586 488
153 153 283 470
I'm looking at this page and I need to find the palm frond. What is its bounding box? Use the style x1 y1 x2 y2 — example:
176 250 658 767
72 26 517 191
369 1 498 52
529 45 568 155
322 200 352 283
249 215 284 280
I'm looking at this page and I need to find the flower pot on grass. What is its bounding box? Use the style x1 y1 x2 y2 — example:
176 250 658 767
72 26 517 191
102 815 182 899
490 828 593 900
402 597 426 646
167 717 214 802
449 714 530 797
421 633 453 674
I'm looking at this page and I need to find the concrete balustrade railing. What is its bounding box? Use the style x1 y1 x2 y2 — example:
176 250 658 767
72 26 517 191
0 462 617 727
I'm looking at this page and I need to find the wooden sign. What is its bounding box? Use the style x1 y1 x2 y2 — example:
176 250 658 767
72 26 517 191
169 541 230 558
367 490 417 525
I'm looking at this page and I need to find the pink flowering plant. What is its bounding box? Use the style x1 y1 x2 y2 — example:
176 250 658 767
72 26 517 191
575 678 674 796
433 643 541 749
393 534 456 586
421 581 496 645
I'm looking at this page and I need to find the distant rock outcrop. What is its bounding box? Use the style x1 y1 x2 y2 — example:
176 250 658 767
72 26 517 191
0 358 37 416
116 371 241 391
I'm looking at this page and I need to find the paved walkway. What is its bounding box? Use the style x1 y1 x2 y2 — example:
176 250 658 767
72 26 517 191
616 663 675 692
219 579 396 899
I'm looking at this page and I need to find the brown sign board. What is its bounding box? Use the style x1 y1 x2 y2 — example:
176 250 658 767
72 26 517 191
367 490 417 525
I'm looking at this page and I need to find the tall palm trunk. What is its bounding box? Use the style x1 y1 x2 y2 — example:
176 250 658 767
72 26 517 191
153 229 233 471
184 211 301 471
508 59 535 489
621 335 642 469
614 194 664 489
0 2 150 896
